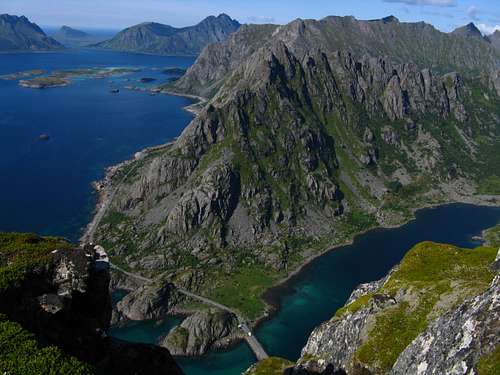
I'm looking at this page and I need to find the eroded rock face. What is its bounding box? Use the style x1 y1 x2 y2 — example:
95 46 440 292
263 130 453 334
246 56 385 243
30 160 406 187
294 278 396 374
391 275 500 375
0 243 184 375
160 309 239 356
0 245 111 361
116 280 183 321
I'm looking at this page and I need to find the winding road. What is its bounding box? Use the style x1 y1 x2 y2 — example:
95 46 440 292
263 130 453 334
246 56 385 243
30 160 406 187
109 262 269 361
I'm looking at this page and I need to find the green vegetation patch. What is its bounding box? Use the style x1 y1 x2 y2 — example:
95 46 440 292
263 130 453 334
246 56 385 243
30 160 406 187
207 265 276 320
0 314 91 375
483 224 500 248
0 233 72 292
477 345 500 375
246 357 294 375
335 293 374 318
478 176 500 195
351 242 497 373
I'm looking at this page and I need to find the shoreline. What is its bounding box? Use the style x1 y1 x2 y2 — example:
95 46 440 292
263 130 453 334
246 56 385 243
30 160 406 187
80 141 176 243
256 196 500 329
86 129 500 321
81 89 205 243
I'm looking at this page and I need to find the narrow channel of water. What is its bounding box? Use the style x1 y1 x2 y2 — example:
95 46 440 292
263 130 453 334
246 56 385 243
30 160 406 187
110 203 500 375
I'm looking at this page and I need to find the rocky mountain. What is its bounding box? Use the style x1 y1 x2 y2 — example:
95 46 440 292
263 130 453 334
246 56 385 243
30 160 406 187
51 25 110 48
160 309 239 356
172 16 500 98
0 14 63 51
95 14 240 56
286 242 500 375
93 14 500 354
452 22 484 40
0 233 183 375
489 30 500 51
57 25 89 39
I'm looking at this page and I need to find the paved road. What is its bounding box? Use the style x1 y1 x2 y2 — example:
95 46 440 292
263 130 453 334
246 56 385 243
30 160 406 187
109 263 153 284
109 262 269 360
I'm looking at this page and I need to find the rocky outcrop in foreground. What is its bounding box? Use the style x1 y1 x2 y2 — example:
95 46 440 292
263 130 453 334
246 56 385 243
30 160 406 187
289 242 500 375
0 233 183 375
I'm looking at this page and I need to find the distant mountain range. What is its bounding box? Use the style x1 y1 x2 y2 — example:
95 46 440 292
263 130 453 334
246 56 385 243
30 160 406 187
0 14 63 51
50 25 112 48
95 13 240 55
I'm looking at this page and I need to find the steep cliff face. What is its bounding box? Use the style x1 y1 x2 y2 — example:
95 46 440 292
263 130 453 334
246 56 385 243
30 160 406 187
96 15 500 325
0 233 184 375
173 16 500 98
291 243 500 375
96 14 240 56
0 14 63 51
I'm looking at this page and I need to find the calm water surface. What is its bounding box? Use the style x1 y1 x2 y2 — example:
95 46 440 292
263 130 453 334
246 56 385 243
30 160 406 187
112 203 500 375
0 49 194 241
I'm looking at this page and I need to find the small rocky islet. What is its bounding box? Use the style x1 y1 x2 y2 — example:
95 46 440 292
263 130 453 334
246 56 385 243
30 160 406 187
17 67 141 89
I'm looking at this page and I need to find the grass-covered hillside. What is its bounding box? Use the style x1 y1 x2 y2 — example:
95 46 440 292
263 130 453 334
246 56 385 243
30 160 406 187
484 224 500 248
0 232 71 292
294 241 499 374
0 314 91 375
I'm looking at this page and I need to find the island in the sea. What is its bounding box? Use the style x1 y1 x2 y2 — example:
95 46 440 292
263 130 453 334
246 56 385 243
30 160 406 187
17 67 141 89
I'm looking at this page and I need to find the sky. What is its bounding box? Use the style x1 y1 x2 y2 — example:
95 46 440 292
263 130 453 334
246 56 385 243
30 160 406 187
2 0 500 35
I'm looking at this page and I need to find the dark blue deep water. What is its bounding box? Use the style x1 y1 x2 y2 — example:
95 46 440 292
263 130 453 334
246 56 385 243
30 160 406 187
0 49 194 241
112 203 500 375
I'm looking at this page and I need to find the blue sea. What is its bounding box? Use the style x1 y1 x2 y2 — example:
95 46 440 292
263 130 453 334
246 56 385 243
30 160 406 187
0 49 194 241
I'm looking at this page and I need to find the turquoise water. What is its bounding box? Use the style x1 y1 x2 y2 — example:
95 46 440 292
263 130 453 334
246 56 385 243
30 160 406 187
109 318 182 345
111 203 500 375
0 49 194 241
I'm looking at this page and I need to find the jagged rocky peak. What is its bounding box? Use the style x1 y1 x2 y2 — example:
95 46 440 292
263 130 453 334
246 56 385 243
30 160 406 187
0 14 64 51
290 242 500 375
172 13 499 99
489 30 500 50
452 22 484 39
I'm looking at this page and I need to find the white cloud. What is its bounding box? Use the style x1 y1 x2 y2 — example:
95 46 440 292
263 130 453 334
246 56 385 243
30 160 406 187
383 0 457 6
467 5 478 21
477 23 500 35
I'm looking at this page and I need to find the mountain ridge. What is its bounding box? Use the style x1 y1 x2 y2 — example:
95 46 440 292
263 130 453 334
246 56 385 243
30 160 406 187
95 13 240 56
93 13 500 357
0 14 64 51
172 16 500 98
